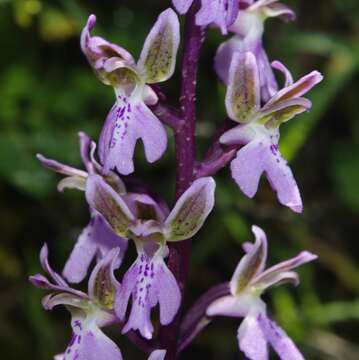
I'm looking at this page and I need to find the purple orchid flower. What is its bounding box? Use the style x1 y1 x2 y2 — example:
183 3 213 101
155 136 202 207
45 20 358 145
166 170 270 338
30 244 123 360
37 132 128 283
86 174 216 339
220 52 323 212
172 0 239 35
148 350 166 360
207 225 317 360
81 9 180 175
215 0 295 101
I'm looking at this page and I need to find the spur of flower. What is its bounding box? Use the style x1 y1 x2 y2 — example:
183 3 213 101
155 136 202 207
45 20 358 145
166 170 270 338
30 244 124 360
37 132 128 283
81 9 180 175
220 52 323 212
215 0 295 101
86 174 216 339
207 225 317 360
172 0 239 34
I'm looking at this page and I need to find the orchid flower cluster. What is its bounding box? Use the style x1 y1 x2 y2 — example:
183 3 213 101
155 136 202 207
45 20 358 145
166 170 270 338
30 1 322 359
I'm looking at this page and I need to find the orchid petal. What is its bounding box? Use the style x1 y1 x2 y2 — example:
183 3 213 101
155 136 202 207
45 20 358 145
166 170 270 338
80 15 135 86
207 293 255 318
63 215 127 284
220 123 256 145
58 176 87 192
225 52 260 123
36 154 87 179
271 60 293 87
164 177 216 241
254 251 317 290
172 0 194 14
99 99 167 175
116 247 180 339
264 2 296 22
138 9 180 84
148 350 167 360
88 248 121 309
230 136 303 212
258 313 305 360
86 174 135 236
63 318 123 360
264 70 323 109
237 313 268 360
229 225 267 295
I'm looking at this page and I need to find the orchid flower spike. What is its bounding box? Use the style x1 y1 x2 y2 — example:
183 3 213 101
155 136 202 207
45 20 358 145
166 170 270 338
30 245 123 360
220 52 323 212
172 0 239 35
81 9 180 175
215 0 295 101
86 174 216 339
207 226 317 360
37 132 128 283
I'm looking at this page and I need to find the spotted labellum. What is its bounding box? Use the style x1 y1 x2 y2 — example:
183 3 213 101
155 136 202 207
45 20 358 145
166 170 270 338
81 9 180 175
29 1 323 358
86 175 216 339
207 226 317 360
220 52 323 212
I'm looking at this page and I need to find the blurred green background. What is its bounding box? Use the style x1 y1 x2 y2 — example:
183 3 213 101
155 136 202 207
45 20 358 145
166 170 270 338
1 0 359 359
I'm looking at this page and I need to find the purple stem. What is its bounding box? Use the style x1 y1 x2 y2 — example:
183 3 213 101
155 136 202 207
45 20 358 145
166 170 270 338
178 282 230 352
159 1 206 358
195 120 239 178
150 85 182 129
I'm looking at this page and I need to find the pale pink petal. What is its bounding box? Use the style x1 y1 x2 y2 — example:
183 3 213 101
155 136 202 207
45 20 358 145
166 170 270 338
237 314 268 360
172 0 194 14
148 350 166 360
258 313 305 360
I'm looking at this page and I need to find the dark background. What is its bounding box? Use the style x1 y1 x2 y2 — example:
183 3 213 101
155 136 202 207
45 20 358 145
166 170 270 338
1 0 359 358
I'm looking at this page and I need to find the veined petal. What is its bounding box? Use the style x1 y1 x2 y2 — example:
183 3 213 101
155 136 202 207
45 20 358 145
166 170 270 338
36 154 87 179
229 225 267 295
196 0 239 35
264 70 323 109
257 313 305 360
230 135 303 212
42 292 89 311
260 97 312 128
148 350 166 360
237 313 268 360
88 248 121 309
172 0 194 14
164 177 216 242
254 251 317 290
58 176 87 192
86 174 135 236
79 131 94 173
225 52 260 123
138 9 180 84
